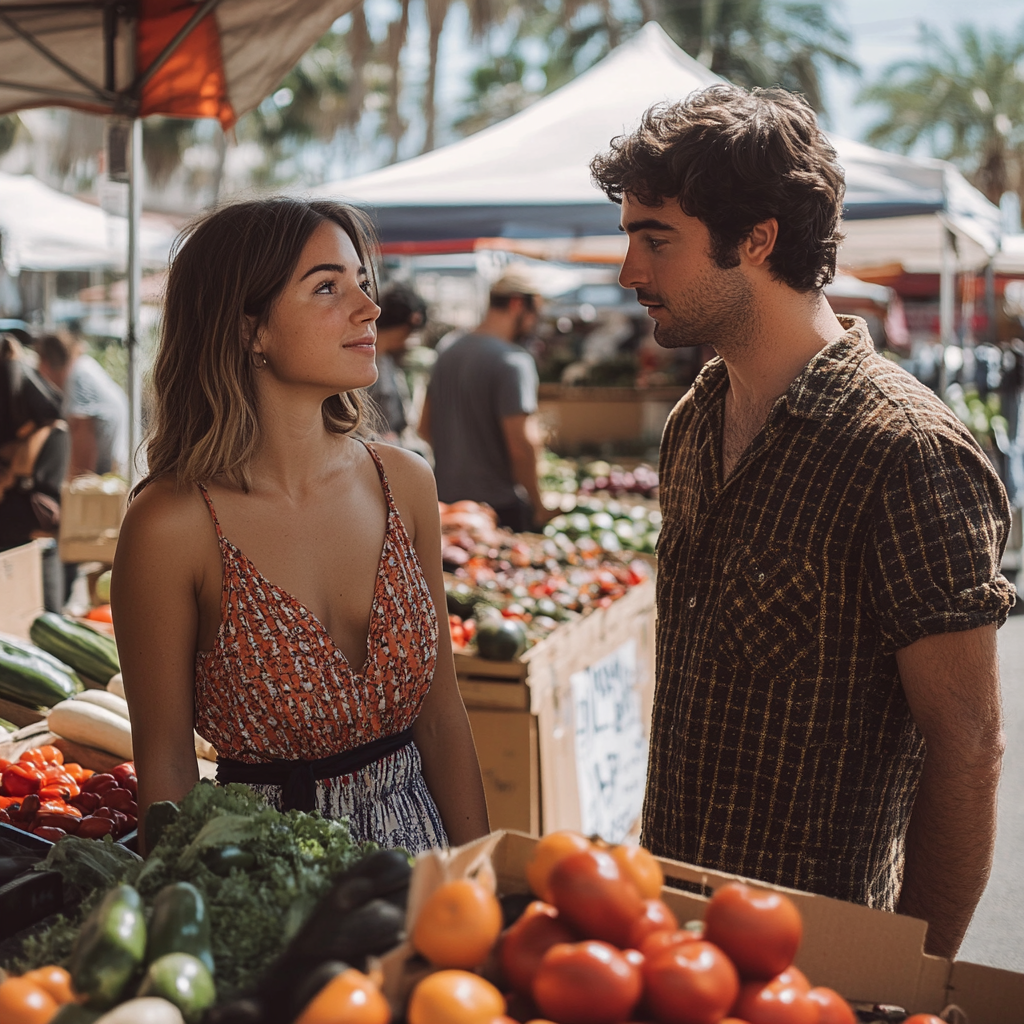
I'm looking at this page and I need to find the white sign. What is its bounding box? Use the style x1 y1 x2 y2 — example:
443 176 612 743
570 639 648 843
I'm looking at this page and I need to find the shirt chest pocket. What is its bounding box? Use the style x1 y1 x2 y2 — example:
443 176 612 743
718 544 822 675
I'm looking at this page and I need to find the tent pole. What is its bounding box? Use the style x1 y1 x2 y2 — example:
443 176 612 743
984 262 997 346
126 116 142 484
938 226 956 397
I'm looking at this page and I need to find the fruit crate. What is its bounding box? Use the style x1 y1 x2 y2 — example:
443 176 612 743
455 579 655 840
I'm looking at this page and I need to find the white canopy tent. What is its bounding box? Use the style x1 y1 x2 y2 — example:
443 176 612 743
318 21 1001 346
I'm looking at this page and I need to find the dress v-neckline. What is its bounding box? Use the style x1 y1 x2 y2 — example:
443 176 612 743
221 521 390 676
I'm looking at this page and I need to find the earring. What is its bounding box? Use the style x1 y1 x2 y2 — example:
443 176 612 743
253 351 267 368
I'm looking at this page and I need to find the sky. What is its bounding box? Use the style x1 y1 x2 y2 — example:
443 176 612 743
823 0 1024 141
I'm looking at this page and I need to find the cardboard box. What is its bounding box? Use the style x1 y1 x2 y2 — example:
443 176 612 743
58 474 128 564
457 579 656 838
0 540 43 640
486 830 1024 1024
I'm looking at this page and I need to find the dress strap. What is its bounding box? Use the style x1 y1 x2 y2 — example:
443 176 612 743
361 440 399 514
197 484 226 542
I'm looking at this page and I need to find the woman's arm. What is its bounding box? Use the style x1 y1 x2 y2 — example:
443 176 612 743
110 480 206 851
375 444 490 846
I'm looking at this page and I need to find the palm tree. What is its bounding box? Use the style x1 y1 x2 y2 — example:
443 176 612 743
654 0 857 112
859 22 1024 205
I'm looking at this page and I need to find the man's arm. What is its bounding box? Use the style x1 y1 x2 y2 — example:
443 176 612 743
417 395 432 444
68 416 98 477
895 624 1004 958
501 413 554 525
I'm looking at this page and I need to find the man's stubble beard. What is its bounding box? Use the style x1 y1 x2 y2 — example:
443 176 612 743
651 265 757 358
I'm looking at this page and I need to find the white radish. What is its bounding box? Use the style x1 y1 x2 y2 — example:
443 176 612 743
48 699 133 758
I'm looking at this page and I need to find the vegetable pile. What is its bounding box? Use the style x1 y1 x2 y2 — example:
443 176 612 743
441 501 649 660
540 453 659 502
0 746 136 842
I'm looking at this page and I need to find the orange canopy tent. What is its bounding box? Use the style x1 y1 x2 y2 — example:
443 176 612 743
0 0 361 476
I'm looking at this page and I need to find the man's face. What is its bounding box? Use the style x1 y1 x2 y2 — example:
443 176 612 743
512 296 541 343
618 194 754 352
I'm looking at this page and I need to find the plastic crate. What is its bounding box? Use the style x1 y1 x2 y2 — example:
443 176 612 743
0 823 62 943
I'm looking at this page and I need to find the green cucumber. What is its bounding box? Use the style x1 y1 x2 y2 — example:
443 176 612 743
143 801 180 851
146 883 213 972
69 884 147 1009
0 634 84 708
137 953 216 1024
30 612 120 685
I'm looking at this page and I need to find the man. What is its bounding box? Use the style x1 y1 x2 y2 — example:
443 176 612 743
368 281 427 441
420 267 554 532
591 85 1013 958
35 328 129 479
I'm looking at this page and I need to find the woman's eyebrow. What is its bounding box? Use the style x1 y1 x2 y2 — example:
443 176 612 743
300 262 347 280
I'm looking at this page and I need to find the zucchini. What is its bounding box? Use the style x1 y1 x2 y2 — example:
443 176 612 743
30 612 120 685
137 953 216 1024
0 634 84 708
69 883 147 1009
146 882 214 972
48 699 133 759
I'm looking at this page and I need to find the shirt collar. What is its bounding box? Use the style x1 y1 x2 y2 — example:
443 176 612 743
688 315 875 423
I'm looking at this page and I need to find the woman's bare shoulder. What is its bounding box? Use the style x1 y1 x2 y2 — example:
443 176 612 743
119 475 217 560
366 440 435 494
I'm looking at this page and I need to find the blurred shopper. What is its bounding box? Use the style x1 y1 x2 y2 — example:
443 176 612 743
592 85 1013 958
419 267 554 532
111 198 487 854
368 282 426 440
35 328 129 479
0 335 69 610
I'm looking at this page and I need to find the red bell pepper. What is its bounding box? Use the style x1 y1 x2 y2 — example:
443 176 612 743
2 762 43 797
18 745 63 766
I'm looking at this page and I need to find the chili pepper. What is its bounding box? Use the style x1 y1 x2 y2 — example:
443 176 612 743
81 773 117 794
112 762 135 783
102 788 135 812
2 762 43 797
34 811 80 834
38 799 80 817
70 791 102 814
18 745 63 766
0 795 22 809
11 793 40 821
33 826 67 842
40 784 74 802
76 815 114 839
62 762 90 783
0 808 10 823
0 758 11 771
40 769 80 798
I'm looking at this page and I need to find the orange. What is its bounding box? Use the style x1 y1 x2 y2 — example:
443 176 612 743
407 970 505 1024
412 879 503 969
0 977 59 1024
294 967 390 1024
524 831 592 901
22 966 75 1006
610 843 664 899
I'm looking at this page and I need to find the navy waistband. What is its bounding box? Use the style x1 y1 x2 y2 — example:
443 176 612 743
216 725 416 812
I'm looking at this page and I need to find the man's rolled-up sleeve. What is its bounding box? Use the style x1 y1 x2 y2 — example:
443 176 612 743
866 426 1016 653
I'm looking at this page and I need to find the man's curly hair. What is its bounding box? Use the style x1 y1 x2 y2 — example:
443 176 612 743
590 85 845 292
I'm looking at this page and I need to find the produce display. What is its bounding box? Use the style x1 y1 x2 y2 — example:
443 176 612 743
0 745 137 841
539 452 659 502
30 614 120 688
543 499 661 556
440 501 649 659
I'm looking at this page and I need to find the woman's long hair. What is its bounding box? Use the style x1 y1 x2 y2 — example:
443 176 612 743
136 197 380 496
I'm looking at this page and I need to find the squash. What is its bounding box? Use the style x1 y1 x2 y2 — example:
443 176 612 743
30 613 120 685
48 699 133 759
74 690 130 720
0 634 84 708
106 673 125 698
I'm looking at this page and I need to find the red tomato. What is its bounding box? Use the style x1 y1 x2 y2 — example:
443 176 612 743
704 882 802 979
642 940 739 1024
903 1017 946 1024
731 979 819 1024
807 987 857 1024
628 899 679 949
499 901 577 995
532 941 642 1024
639 929 703 962
775 967 810 992
548 849 644 947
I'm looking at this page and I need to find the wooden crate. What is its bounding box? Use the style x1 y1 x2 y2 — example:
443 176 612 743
457 578 656 840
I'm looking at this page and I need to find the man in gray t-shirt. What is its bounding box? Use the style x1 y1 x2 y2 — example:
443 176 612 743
36 332 129 477
420 269 554 533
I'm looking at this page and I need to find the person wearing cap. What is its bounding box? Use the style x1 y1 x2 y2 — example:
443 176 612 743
368 282 427 441
419 267 554 532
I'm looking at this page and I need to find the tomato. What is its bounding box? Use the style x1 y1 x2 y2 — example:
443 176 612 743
642 940 739 1024
412 879 503 969
731 979 819 1024
807 987 856 1024
294 967 390 1024
499 901 576 995
525 831 593 901
407 970 505 1024
22 966 75 1005
639 928 703 961
0 976 59 1024
703 882 802 979
548 848 644 947
532 941 642 1024
628 898 679 948
903 1017 946 1024
775 967 810 992
610 844 664 899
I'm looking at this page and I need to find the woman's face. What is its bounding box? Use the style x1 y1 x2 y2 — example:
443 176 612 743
256 220 380 395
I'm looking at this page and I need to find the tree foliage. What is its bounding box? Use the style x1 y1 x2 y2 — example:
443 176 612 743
859 22 1024 204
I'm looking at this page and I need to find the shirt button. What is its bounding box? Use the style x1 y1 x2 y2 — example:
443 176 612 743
757 572 765 583
688 596 697 608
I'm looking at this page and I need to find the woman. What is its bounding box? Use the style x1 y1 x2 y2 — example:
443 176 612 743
111 198 489 853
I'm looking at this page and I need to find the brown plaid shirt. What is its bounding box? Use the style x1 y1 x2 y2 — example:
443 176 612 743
644 317 1014 910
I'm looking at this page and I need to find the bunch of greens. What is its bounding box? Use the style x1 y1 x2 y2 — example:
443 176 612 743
17 780 372 998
